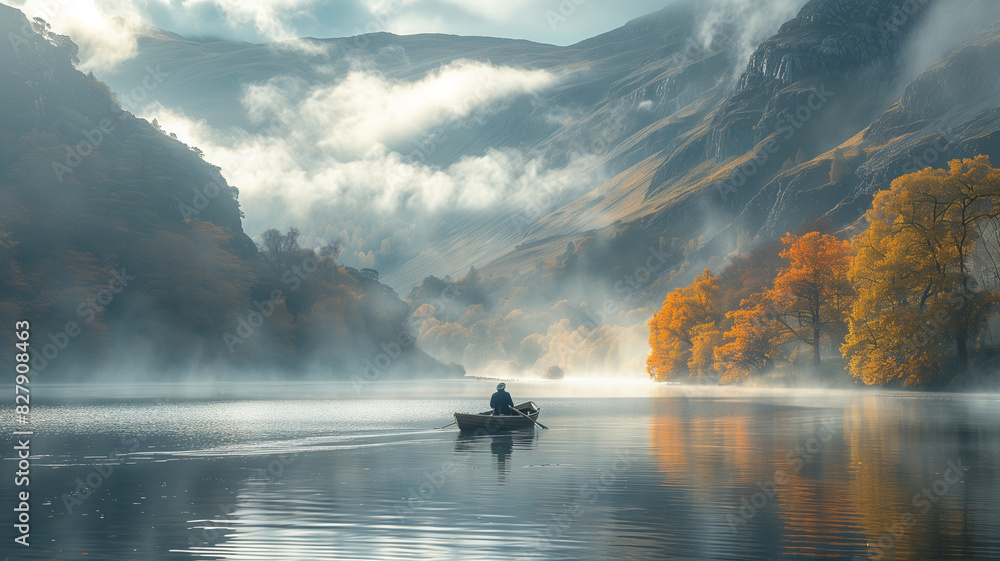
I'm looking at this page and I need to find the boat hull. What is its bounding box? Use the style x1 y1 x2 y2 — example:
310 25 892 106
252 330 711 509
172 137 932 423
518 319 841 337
454 402 539 432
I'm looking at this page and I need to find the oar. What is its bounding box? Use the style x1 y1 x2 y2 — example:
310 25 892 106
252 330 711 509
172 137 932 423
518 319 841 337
435 417 457 430
510 406 548 429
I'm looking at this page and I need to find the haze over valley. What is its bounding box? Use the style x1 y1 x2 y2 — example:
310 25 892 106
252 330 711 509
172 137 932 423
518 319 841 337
4 0 1000 386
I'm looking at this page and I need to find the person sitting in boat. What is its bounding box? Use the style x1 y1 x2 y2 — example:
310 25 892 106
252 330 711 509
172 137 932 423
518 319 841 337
490 383 515 416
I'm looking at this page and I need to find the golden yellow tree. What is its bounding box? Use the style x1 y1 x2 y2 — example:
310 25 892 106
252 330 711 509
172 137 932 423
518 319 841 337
647 268 721 380
769 232 854 365
843 156 1000 386
688 323 722 377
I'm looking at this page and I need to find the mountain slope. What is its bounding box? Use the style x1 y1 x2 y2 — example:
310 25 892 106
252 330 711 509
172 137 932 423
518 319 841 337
733 16 1000 244
0 4 460 380
479 0 943 285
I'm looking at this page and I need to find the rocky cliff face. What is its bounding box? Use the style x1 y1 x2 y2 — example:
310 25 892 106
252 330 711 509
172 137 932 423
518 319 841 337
706 0 936 161
734 22 1000 243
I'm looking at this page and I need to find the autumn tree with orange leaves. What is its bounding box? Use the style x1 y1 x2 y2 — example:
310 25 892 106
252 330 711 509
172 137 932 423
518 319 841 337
646 268 722 380
649 158 1000 388
769 231 854 365
843 156 1000 386
713 232 851 381
714 291 786 383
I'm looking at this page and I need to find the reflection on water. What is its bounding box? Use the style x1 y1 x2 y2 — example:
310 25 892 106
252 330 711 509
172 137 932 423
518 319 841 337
455 431 538 483
3 382 999 560
492 436 513 482
647 393 1000 560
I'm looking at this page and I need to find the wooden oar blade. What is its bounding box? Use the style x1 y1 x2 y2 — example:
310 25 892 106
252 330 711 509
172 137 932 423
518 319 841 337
512 405 548 429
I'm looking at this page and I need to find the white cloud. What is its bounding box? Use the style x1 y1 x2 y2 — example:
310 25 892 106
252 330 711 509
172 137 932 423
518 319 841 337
9 0 323 72
243 59 556 159
144 60 587 274
9 0 145 72
696 0 807 77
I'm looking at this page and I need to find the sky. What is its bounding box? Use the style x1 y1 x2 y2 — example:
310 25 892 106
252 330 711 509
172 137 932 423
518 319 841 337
9 0 677 71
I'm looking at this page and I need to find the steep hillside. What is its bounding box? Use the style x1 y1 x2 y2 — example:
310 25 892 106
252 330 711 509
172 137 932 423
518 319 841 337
0 5 459 380
731 19 1000 244
486 0 943 289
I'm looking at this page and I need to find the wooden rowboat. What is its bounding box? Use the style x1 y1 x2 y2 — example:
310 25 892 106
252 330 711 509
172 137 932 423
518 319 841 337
454 401 540 432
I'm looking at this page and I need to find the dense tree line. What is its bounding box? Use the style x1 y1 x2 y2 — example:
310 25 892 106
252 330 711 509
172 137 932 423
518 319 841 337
648 156 1000 388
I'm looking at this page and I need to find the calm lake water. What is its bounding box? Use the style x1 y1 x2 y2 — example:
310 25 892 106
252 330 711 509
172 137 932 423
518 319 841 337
3 380 1000 560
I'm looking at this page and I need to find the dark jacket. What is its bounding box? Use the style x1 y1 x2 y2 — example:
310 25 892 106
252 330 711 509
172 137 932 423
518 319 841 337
490 390 514 415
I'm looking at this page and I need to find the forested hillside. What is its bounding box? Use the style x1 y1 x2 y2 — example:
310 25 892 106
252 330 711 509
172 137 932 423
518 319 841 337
0 5 461 380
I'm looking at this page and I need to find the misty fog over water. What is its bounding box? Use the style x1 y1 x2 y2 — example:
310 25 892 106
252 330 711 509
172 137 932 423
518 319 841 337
4 381 999 560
